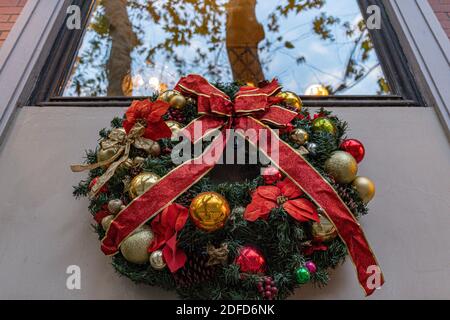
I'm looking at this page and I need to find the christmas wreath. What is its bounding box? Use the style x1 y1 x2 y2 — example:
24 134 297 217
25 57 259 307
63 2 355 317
72 75 383 300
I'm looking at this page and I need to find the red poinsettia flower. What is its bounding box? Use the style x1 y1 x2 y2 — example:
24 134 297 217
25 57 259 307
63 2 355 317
313 112 326 120
123 99 172 141
279 123 295 135
296 113 311 121
244 178 320 223
148 203 189 273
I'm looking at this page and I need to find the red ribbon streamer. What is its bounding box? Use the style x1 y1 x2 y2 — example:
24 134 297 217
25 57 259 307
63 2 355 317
101 75 383 296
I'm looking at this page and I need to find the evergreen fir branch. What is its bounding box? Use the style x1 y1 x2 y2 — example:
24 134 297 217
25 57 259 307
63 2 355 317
72 91 374 300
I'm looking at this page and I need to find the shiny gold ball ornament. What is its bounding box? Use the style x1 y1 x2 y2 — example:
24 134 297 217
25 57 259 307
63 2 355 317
189 192 231 232
169 94 187 109
149 250 166 270
158 90 186 109
107 199 123 214
276 91 302 111
312 118 336 135
312 215 338 242
120 227 154 265
352 176 376 204
324 151 358 184
128 172 160 199
165 120 183 139
290 129 309 145
158 89 178 102
305 84 329 96
148 141 161 157
97 146 120 165
101 215 115 231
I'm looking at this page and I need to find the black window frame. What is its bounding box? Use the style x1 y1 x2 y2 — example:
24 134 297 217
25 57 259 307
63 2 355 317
30 0 424 108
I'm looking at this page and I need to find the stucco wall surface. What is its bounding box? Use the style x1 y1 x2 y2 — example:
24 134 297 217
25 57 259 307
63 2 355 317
0 106 449 299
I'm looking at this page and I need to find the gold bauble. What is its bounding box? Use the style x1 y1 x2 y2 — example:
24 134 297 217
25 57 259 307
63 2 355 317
325 151 358 183
324 151 358 184
107 199 123 214
149 250 166 270
169 94 187 109
290 128 309 145
120 227 154 265
276 91 302 111
312 215 338 242
189 192 231 232
312 118 336 135
101 215 115 231
158 89 178 102
97 146 120 165
166 120 183 139
158 90 186 109
128 172 160 199
305 84 329 96
148 141 161 157
352 176 376 204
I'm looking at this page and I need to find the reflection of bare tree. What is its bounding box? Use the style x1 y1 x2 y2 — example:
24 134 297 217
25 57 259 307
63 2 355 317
104 0 139 95
226 0 264 84
65 0 390 96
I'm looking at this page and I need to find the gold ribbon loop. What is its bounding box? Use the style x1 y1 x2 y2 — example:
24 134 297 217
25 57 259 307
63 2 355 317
70 123 153 198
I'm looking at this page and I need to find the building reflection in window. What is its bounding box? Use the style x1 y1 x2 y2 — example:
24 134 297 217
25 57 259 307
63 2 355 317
63 0 391 97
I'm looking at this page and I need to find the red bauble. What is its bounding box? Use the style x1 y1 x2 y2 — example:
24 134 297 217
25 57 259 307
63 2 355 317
340 139 365 163
235 246 266 274
89 177 108 194
262 167 282 185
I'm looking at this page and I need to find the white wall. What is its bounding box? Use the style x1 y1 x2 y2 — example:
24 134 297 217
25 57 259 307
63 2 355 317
0 106 448 299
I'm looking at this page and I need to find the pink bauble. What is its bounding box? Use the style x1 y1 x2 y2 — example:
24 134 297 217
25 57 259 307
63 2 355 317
305 261 317 274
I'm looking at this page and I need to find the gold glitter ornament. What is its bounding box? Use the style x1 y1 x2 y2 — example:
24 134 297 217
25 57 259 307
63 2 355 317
107 199 123 214
324 151 358 184
120 227 154 265
101 215 115 231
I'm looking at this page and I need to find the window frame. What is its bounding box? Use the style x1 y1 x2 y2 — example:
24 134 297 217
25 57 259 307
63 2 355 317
29 0 424 108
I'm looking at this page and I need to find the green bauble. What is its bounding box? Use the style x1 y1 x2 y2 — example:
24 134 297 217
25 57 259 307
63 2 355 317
295 267 311 284
312 118 336 135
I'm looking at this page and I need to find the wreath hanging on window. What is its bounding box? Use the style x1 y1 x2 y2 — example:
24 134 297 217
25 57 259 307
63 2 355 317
72 75 383 300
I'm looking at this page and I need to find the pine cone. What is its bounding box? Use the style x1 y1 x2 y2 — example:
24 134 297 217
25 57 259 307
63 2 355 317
334 184 358 213
173 251 218 288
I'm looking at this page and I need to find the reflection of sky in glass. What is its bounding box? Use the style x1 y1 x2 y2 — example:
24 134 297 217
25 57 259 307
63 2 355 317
64 0 390 97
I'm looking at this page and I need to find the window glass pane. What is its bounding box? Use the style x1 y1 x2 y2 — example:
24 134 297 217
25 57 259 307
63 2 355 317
63 0 391 97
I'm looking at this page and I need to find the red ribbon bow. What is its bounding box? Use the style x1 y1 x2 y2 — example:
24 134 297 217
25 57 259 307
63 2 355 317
174 75 298 141
244 178 319 223
101 75 384 296
148 203 189 273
